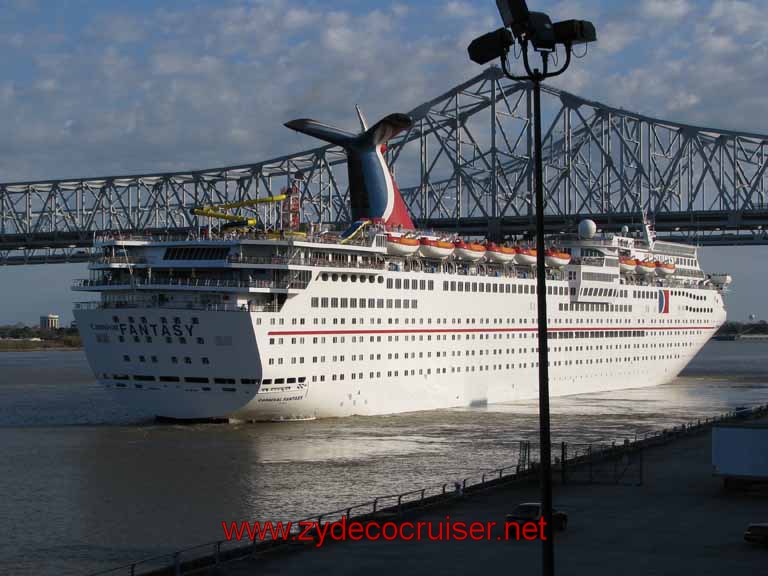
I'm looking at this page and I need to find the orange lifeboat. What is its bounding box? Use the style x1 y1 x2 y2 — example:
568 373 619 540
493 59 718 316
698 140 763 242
386 234 420 257
637 260 657 275
418 237 455 260
453 240 486 262
485 242 516 264
515 248 538 266
619 257 638 274
656 261 675 277
545 249 571 268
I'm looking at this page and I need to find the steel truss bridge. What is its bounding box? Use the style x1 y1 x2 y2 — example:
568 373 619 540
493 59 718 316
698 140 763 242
2 67 768 266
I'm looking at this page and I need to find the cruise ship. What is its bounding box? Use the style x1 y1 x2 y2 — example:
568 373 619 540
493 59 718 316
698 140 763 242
73 111 731 421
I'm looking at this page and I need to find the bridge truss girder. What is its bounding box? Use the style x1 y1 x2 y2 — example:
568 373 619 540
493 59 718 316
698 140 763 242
2 67 768 265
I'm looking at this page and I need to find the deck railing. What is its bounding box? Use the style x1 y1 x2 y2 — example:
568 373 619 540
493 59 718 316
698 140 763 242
73 278 309 291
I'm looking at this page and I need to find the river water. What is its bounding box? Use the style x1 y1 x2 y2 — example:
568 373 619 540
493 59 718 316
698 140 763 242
1 341 767 575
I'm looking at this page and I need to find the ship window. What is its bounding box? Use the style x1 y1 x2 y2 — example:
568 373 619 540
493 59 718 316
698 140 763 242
341 274 348 282
172 357 178 364
160 376 180 382
123 355 130 362
184 357 192 364
287 377 296 384
133 375 156 382
332 274 339 281
185 377 209 384
322 273 328 281
112 316 119 323
202 358 210 365
274 378 285 384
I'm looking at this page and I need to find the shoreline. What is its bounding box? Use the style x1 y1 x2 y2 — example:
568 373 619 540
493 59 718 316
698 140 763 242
0 344 82 353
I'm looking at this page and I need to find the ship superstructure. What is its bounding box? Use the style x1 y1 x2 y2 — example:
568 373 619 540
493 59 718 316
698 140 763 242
72 111 731 421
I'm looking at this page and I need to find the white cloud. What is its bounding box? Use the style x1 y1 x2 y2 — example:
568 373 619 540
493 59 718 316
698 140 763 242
444 1 475 18
284 8 315 29
709 0 765 35
641 0 692 21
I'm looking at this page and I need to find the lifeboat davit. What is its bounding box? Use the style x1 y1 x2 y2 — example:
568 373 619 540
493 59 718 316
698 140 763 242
386 234 420 257
619 257 638 274
453 240 486 261
637 260 657 275
419 238 455 260
545 249 571 268
656 262 675 277
485 243 516 264
516 248 538 266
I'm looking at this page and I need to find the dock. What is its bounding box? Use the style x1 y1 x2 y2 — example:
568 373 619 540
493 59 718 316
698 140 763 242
213 413 768 576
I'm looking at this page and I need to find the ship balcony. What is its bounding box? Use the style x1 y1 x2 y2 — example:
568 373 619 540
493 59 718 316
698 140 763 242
226 254 386 270
72 277 308 293
74 300 280 313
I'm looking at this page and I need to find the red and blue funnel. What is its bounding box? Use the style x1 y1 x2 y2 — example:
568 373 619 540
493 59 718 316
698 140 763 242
284 112 415 229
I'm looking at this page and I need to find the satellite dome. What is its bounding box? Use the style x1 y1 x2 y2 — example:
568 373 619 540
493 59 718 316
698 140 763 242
578 219 597 239
621 225 629 235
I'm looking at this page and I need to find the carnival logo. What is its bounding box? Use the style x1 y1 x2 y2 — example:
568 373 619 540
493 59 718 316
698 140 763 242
658 289 670 314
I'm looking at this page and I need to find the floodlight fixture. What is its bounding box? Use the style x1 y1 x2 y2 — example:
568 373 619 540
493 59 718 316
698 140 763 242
526 11 556 51
496 0 530 35
467 4 597 576
553 19 597 46
468 28 514 65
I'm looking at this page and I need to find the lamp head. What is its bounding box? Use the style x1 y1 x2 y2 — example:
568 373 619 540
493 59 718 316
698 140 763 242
496 0 530 37
467 28 514 65
525 11 556 51
553 19 597 46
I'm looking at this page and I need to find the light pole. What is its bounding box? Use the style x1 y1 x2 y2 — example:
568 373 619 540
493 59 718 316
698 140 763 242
467 3 596 576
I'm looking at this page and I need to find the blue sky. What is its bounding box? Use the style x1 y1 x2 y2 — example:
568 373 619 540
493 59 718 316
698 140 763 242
0 0 766 323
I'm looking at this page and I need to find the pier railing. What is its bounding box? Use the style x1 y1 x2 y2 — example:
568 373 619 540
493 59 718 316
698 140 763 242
84 403 768 576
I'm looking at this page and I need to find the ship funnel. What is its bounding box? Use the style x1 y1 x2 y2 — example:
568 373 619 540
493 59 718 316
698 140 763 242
284 113 415 229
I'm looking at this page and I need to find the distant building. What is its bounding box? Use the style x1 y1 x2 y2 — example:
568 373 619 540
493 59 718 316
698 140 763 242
40 314 60 330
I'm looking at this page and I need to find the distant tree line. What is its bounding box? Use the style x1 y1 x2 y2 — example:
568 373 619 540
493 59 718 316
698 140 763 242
0 324 81 348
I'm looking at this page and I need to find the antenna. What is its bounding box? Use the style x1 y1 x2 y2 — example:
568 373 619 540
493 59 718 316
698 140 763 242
355 105 369 133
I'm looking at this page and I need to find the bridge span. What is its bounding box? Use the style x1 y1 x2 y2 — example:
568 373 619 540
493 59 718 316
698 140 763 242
1 67 767 266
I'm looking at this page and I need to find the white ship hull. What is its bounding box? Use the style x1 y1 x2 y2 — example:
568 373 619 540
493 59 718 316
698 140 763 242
74 269 724 421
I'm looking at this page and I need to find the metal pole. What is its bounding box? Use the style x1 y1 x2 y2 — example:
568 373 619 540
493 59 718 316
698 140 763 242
533 74 554 576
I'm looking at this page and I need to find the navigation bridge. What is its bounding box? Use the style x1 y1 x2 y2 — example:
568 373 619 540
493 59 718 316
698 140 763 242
2 67 767 266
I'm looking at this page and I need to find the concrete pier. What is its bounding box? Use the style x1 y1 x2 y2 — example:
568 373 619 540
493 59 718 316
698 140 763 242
213 418 768 576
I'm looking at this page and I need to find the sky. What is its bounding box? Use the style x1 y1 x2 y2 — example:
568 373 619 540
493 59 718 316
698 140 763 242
0 0 766 324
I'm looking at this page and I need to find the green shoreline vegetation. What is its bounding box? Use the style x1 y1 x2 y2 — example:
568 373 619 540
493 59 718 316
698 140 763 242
0 324 81 352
